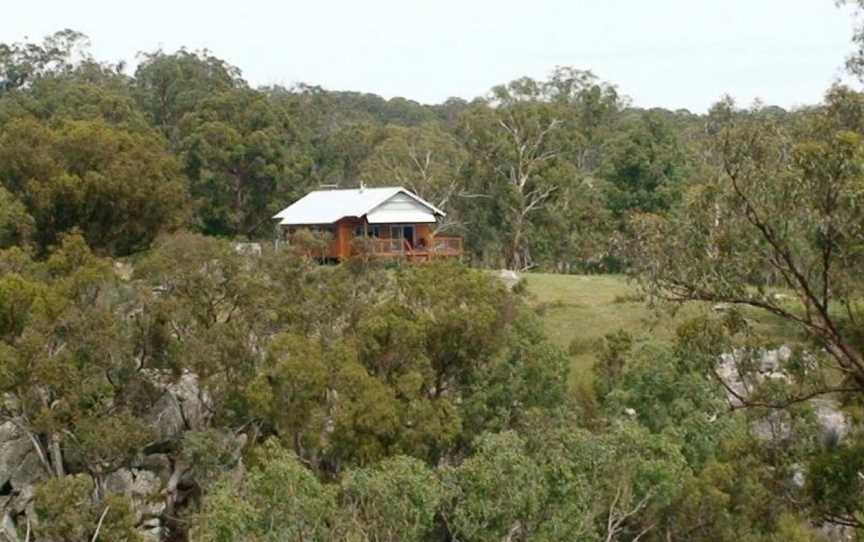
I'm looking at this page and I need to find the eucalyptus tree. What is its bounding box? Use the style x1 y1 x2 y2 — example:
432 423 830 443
629 91 864 400
457 67 623 269
0 235 157 495
0 116 189 255
600 110 690 218
178 88 297 237
134 49 244 143
458 94 569 270
360 122 469 232
0 29 90 93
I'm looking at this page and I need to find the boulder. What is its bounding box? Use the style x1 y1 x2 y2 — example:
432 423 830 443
716 351 751 407
0 422 43 492
1 512 20 542
147 373 211 442
139 453 173 484
497 269 520 290
759 349 780 373
171 373 210 430
814 399 850 446
234 242 262 257
9 453 43 494
751 412 792 442
147 393 186 442
104 468 165 519
8 484 34 515
718 346 850 445
73 468 166 542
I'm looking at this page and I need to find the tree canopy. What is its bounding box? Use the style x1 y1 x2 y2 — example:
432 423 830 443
2 21 864 542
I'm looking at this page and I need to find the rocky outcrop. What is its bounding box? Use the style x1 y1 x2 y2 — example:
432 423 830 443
147 372 212 441
717 346 849 443
0 372 220 541
0 422 40 491
0 421 46 540
105 468 165 541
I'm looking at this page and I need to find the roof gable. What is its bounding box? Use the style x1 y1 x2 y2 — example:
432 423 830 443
273 187 444 225
367 193 437 224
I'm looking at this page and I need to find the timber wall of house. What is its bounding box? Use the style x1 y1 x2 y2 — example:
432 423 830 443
283 220 438 260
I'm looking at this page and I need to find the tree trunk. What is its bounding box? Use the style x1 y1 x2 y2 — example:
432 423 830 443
49 434 64 477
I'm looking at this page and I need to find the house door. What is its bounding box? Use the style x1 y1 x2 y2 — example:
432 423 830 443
392 225 415 249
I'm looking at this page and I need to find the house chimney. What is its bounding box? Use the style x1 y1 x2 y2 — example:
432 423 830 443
359 181 366 193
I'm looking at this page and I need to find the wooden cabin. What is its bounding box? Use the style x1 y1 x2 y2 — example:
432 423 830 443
272 186 463 261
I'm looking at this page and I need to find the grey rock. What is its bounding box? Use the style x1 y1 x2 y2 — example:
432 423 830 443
751 413 792 442
147 393 186 442
9 453 43 492
171 373 210 430
760 349 780 373
718 346 850 446
105 468 165 519
0 422 43 491
234 242 262 256
716 351 750 407
139 453 173 484
791 466 805 488
814 399 850 446
1 512 17 542
497 269 520 290
8 484 34 514
147 373 211 442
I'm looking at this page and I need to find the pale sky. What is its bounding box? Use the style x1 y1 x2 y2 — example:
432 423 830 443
2 0 859 112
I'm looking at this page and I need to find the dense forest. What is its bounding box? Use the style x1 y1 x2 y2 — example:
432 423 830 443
3 2 864 540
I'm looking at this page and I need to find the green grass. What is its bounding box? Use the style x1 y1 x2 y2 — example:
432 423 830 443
522 273 803 386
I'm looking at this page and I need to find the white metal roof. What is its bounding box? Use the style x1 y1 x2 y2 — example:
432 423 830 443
273 187 445 225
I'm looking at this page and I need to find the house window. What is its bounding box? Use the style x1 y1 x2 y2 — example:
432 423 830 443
354 225 380 238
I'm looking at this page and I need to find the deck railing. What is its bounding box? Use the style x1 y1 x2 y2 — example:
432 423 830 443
367 236 463 258
370 238 405 254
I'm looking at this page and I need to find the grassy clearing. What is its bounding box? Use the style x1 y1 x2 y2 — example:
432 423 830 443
522 273 803 386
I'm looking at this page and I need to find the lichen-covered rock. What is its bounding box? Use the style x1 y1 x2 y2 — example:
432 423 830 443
814 399 849 445
139 453 173 484
0 422 44 492
105 468 165 518
148 393 186 442
234 242 262 256
147 373 211 442
718 346 849 445
170 373 210 430
497 269 520 290
1 512 20 542
9 453 42 496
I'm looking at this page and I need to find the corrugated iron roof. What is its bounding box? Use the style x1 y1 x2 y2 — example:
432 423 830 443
273 187 445 225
